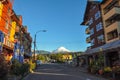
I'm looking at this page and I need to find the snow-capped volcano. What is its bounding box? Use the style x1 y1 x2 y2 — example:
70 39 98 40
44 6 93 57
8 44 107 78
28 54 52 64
53 47 70 53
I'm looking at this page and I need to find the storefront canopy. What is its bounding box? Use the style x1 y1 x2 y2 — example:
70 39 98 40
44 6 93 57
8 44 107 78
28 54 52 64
85 40 120 54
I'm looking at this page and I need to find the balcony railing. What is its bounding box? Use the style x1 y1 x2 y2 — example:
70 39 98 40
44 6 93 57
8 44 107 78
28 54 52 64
86 36 91 43
85 27 90 34
87 46 91 50
104 6 120 20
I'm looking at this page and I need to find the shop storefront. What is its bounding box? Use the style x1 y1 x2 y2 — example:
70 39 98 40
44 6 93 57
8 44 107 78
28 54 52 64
13 42 24 63
85 40 120 79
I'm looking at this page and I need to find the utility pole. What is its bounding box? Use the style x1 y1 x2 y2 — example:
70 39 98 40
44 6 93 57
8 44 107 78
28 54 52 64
33 30 46 61
33 34 36 61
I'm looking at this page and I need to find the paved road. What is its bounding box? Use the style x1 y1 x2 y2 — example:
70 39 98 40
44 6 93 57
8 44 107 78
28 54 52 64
24 63 108 80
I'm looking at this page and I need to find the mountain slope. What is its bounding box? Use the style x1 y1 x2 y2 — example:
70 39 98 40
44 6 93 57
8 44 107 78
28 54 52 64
53 47 70 53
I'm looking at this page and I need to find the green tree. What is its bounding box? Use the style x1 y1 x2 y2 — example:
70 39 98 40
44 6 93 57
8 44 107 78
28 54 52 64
56 53 63 62
50 53 65 63
50 54 56 60
37 54 45 61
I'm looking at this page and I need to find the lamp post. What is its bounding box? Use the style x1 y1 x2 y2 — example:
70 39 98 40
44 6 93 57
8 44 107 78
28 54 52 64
33 30 46 61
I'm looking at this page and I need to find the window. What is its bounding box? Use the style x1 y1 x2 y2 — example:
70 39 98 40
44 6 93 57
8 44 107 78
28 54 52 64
88 18 93 25
8 7 10 16
92 6 96 10
7 40 10 47
5 20 9 29
97 34 104 43
90 28 94 35
96 22 103 31
91 39 95 46
8 29 10 36
107 29 118 40
95 11 101 20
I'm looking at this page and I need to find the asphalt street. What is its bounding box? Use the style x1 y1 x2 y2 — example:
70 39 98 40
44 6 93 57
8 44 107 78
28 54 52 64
24 63 108 80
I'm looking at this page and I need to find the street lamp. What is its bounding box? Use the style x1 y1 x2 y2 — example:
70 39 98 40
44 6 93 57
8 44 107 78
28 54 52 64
33 30 46 61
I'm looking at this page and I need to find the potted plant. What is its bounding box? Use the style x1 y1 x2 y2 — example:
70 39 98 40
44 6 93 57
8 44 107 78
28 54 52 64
103 66 112 78
98 68 104 75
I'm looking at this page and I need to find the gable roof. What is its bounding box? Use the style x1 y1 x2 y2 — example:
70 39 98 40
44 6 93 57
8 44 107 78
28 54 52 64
81 1 101 25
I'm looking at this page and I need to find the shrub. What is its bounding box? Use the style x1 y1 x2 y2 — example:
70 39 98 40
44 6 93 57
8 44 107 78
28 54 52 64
11 59 30 77
11 59 22 76
29 60 36 72
104 67 112 73
20 63 30 77
0 54 8 80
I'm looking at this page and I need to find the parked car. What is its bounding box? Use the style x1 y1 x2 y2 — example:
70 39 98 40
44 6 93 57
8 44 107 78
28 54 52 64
50 59 56 63
36 60 42 66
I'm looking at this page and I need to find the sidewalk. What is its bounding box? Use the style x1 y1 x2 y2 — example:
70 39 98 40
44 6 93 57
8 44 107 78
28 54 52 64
66 64 109 80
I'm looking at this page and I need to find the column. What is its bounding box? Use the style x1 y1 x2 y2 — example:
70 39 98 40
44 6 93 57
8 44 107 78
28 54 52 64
118 50 120 60
104 52 107 67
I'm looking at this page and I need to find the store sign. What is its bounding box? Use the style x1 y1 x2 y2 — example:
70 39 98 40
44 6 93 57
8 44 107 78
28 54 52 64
0 31 4 54
0 2 3 20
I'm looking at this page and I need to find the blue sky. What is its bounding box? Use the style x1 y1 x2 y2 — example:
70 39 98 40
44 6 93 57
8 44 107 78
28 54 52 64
13 0 89 52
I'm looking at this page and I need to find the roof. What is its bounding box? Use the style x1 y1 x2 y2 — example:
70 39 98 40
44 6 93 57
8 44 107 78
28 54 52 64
81 1 101 25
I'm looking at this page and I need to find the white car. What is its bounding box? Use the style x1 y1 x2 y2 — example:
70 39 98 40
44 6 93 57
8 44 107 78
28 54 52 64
36 60 42 66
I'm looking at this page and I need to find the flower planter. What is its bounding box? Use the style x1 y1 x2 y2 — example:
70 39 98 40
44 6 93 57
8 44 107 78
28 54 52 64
98 69 103 75
115 72 120 80
103 72 112 78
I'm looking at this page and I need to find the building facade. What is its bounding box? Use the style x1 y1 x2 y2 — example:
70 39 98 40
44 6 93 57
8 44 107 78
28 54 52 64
101 0 120 43
0 0 32 63
100 0 120 67
0 0 13 63
80 0 120 70
81 1 105 49
21 26 32 60
11 10 23 62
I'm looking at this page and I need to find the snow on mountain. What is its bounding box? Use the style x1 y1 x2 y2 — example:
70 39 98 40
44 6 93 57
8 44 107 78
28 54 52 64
53 47 70 53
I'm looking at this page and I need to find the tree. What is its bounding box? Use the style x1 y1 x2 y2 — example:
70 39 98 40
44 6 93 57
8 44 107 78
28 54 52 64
49 53 65 63
56 53 63 62
37 54 46 61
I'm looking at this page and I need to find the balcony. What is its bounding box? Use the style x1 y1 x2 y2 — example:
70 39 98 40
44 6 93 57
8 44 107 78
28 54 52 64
87 46 91 50
1 0 9 3
15 27 20 32
104 6 120 20
86 36 91 43
85 27 90 34
107 29 118 42
105 21 120 34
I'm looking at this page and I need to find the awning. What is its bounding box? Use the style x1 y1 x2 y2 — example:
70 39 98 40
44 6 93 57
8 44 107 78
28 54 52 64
85 40 120 54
